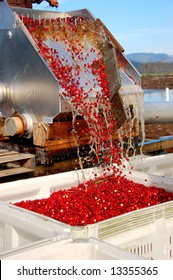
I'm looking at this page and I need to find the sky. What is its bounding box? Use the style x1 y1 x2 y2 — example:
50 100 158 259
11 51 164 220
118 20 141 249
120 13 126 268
33 0 173 55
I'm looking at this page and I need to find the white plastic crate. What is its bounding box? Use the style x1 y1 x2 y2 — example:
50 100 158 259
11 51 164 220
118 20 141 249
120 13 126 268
1 237 145 260
0 167 104 203
0 202 70 255
98 201 173 260
1 167 173 260
124 153 173 178
1 166 173 203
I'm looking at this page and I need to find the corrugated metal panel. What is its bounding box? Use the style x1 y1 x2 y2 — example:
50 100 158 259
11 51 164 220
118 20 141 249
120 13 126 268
119 69 135 86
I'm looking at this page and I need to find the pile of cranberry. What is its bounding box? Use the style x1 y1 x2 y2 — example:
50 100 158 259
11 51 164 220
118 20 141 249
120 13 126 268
14 173 173 226
15 15 173 226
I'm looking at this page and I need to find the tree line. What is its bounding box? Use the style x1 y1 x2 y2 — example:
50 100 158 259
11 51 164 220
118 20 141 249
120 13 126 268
132 61 173 74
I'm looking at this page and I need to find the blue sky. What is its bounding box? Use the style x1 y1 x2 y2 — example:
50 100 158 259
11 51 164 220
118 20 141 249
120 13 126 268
33 0 173 55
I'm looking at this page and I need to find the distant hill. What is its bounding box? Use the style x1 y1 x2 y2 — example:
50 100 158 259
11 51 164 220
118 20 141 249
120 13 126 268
126 53 173 74
126 53 173 63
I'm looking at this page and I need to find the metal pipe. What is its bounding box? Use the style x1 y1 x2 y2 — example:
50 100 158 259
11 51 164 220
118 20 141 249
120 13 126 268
5 116 24 136
166 87 170 102
3 113 36 138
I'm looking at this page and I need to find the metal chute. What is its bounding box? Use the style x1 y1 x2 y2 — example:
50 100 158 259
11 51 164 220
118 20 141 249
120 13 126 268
0 1 142 139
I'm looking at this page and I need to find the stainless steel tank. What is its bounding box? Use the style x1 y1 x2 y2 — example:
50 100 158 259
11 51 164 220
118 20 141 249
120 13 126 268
0 1 141 138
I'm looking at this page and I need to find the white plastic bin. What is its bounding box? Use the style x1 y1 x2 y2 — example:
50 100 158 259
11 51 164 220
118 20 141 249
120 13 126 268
0 202 70 255
98 201 173 260
1 167 173 204
124 153 173 178
1 237 145 260
1 167 173 259
0 167 104 203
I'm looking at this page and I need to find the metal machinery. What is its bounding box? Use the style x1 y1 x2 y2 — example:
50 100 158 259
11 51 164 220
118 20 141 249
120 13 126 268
0 0 143 165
